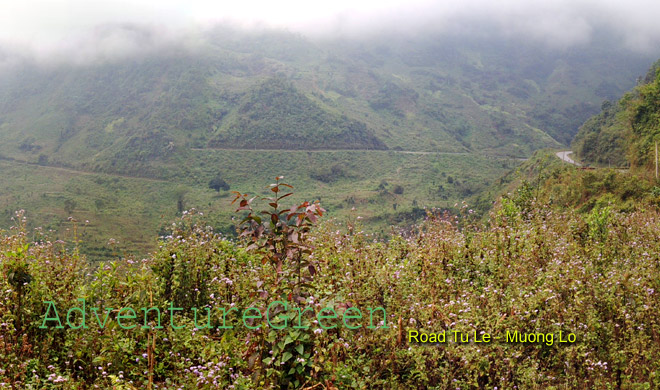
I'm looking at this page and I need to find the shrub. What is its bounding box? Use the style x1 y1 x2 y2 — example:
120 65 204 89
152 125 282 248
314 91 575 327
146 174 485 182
208 175 230 192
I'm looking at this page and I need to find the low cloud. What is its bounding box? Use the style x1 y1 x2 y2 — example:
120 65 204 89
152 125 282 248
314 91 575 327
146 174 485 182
0 0 659 67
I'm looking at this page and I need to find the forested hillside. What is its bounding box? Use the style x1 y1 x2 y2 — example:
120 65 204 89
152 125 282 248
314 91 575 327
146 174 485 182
573 60 660 170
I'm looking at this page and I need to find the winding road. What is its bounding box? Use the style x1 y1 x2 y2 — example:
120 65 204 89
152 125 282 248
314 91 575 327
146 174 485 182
556 151 581 166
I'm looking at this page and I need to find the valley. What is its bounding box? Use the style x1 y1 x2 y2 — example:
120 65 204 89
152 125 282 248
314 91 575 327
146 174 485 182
0 28 656 259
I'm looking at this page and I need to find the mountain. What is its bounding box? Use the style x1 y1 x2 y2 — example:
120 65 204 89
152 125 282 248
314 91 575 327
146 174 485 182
208 77 386 150
0 29 653 171
0 27 656 258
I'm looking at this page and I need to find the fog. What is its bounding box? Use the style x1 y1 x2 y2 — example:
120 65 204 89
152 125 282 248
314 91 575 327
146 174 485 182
1 0 660 66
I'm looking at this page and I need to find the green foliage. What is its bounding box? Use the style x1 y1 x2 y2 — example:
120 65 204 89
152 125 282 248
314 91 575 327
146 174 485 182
0 31 654 256
627 65 660 170
309 163 347 183
501 179 535 220
572 99 628 167
208 175 230 192
574 60 660 174
210 77 387 151
230 178 325 387
586 204 611 242
0 149 511 260
232 176 324 296
3 165 660 389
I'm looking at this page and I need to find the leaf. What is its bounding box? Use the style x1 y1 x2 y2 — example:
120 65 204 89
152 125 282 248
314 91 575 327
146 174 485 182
295 344 304 355
308 265 316 276
282 352 293 363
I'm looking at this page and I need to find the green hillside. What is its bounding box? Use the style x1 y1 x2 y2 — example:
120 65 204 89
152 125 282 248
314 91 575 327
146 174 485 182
0 28 656 258
571 100 628 167
0 29 652 170
209 77 386 150
573 60 660 171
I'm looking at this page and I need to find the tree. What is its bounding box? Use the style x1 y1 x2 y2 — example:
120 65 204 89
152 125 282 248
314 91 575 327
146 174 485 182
63 199 76 215
208 175 229 192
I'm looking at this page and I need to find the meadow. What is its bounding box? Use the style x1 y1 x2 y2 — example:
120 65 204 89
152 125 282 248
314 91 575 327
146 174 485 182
0 150 513 260
1 173 659 389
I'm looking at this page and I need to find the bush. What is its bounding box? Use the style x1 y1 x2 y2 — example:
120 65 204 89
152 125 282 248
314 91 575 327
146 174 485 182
4 182 660 388
208 175 230 192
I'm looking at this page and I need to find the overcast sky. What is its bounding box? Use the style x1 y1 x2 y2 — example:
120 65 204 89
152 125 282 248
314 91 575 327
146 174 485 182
1 0 660 65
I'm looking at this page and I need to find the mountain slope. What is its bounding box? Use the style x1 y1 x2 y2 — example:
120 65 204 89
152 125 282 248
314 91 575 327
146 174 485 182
0 28 657 258
572 60 660 171
208 77 386 150
0 28 654 177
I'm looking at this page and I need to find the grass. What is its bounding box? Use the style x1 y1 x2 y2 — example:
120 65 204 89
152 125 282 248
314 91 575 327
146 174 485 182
0 150 514 260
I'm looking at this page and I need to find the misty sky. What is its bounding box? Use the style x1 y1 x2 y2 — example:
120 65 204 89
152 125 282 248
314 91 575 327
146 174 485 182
1 0 660 65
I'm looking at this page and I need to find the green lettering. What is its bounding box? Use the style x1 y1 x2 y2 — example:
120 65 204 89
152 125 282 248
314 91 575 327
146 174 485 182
367 307 388 329
40 301 64 329
192 307 211 329
317 307 337 330
266 301 287 330
91 307 113 329
168 301 184 330
117 308 136 330
66 298 88 329
342 307 362 329
217 307 238 329
242 307 262 330
141 307 163 329
293 306 314 329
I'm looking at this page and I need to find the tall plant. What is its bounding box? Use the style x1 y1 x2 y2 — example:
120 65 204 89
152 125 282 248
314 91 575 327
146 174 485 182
232 177 324 388
232 176 324 298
